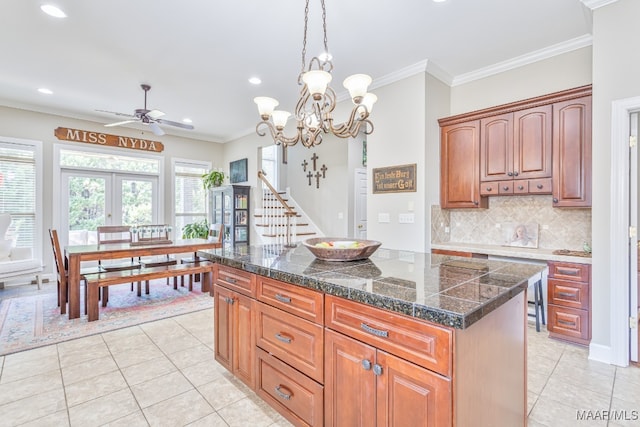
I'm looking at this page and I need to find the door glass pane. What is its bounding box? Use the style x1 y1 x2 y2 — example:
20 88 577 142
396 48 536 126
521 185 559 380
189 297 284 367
67 176 105 245
121 179 153 225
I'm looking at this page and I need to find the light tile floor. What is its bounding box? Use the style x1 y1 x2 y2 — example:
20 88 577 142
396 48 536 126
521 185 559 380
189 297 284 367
0 284 639 426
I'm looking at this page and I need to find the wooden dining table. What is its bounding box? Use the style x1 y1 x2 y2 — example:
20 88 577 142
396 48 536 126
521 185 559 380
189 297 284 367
64 238 221 319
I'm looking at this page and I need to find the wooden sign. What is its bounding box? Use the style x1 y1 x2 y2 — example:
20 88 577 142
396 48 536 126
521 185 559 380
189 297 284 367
372 163 417 193
54 127 164 152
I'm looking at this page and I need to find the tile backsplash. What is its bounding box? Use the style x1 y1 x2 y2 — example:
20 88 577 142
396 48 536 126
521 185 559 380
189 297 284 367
431 195 591 251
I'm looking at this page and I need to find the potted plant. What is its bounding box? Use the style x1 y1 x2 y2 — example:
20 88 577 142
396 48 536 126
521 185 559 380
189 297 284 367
202 170 225 189
181 219 210 239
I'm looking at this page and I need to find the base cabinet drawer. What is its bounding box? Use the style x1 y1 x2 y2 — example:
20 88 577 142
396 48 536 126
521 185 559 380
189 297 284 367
547 305 590 344
214 264 256 297
548 278 589 309
256 348 323 427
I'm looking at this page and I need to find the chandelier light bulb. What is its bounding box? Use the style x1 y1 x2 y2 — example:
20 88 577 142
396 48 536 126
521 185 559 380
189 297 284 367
271 110 291 129
306 113 320 130
361 93 378 115
302 70 332 100
343 74 372 104
254 97 279 120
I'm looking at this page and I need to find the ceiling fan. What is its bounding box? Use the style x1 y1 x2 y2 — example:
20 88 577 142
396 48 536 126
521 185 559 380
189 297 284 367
98 84 194 136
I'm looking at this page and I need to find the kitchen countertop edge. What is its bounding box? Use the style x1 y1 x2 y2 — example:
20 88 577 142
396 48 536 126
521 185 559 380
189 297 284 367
431 242 592 264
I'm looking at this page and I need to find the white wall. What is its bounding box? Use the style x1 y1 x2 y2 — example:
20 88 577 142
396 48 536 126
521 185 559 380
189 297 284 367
367 73 427 251
0 106 223 273
591 0 640 358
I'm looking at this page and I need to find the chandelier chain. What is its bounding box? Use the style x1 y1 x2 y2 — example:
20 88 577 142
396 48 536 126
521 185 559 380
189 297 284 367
301 0 310 75
321 0 328 56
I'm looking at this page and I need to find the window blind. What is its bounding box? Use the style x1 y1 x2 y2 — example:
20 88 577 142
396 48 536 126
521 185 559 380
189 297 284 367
174 161 210 236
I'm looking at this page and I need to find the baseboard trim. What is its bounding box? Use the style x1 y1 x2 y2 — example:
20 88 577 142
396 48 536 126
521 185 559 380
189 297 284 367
588 342 614 365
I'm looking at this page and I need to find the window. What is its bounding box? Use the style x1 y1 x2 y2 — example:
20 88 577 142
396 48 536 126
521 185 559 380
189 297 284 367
261 145 278 187
0 138 42 253
173 160 211 237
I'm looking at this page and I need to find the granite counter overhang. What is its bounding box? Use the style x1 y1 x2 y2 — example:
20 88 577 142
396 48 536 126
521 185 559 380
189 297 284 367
431 242 592 264
198 244 547 330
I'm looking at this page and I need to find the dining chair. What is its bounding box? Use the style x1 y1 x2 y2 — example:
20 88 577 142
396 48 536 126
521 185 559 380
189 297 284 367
96 225 142 297
180 222 223 289
135 224 178 292
49 229 101 315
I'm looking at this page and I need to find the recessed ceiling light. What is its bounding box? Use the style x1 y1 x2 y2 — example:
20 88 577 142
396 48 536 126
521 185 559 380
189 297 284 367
40 4 67 18
249 77 262 85
433 0 447 2
38 88 53 95
182 118 193 124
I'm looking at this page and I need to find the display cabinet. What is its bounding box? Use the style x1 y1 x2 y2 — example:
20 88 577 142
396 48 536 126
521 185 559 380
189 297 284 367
210 185 250 247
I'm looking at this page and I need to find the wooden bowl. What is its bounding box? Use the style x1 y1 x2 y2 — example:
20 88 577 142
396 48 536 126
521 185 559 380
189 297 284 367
302 238 382 261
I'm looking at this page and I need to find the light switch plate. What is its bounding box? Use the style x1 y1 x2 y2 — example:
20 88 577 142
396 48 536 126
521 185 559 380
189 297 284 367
378 213 390 223
398 213 415 224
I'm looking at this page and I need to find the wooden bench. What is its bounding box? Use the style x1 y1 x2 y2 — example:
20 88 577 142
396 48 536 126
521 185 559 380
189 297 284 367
85 261 214 321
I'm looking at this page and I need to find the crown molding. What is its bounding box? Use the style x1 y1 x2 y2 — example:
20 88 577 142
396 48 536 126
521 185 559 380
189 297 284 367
581 0 618 10
451 34 593 86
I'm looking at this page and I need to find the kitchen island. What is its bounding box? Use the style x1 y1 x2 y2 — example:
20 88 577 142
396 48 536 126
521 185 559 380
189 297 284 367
198 243 546 427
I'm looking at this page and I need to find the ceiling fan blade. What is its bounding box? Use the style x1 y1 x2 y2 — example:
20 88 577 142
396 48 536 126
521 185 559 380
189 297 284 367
146 109 165 119
105 120 138 127
155 118 195 130
96 109 137 118
149 122 165 136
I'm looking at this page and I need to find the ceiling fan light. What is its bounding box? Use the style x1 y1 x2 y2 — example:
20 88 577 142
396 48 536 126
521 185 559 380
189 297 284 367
302 70 332 99
254 97 279 120
343 74 372 104
271 110 291 129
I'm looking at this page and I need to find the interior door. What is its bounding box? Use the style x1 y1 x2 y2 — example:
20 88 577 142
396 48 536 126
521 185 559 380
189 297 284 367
631 112 639 362
355 168 367 239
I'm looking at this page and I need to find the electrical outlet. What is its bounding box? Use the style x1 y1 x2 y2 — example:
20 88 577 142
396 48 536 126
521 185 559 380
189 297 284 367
444 226 450 233
542 224 549 230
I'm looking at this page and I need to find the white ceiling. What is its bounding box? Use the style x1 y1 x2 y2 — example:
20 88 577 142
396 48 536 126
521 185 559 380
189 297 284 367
0 0 593 143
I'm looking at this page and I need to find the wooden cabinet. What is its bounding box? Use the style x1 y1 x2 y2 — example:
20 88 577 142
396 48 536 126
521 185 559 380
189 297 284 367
210 185 250 247
552 96 592 207
324 329 451 427
547 260 591 345
440 120 487 209
213 283 256 388
439 85 591 208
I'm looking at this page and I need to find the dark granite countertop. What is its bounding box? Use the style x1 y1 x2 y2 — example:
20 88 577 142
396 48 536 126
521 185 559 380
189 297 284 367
198 243 547 330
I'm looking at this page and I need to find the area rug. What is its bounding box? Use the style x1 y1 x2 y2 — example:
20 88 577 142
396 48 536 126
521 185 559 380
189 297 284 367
0 280 212 356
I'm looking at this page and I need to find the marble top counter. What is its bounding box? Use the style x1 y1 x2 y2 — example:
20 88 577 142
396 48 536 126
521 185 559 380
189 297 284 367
431 242 592 264
198 243 547 330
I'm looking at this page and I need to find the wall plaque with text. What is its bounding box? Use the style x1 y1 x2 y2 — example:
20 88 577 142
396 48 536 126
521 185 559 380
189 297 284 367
372 163 417 193
54 127 165 152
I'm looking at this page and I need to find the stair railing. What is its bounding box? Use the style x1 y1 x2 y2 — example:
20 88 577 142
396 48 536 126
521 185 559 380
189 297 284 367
258 170 297 247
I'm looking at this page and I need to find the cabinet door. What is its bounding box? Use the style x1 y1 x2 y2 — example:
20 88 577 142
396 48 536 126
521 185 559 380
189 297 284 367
480 113 513 182
552 96 592 207
234 292 255 389
376 350 452 427
440 121 487 209
213 285 233 371
325 329 376 427
514 105 552 179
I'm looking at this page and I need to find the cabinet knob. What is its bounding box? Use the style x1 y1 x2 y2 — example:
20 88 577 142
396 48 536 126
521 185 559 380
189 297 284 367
474 200 479 206
362 359 372 371
514 171 519 176
373 364 383 376
518 185 524 190
507 172 513 177
553 198 558 203
537 184 543 189
486 187 492 191
503 186 509 191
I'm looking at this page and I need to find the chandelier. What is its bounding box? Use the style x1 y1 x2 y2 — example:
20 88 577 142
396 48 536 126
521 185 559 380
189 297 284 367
254 0 377 149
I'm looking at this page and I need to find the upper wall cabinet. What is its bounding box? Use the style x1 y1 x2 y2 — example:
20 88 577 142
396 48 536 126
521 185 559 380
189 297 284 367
440 120 487 209
439 85 592 209
552 96 592 208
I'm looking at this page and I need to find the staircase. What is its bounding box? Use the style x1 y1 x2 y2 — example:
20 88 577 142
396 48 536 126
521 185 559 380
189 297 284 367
255 171 322 245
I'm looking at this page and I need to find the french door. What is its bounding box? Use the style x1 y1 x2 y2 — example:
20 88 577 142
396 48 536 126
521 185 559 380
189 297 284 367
60 170 158 246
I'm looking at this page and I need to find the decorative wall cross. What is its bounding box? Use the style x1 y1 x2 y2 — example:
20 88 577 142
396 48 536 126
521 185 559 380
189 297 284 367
301 152 327 189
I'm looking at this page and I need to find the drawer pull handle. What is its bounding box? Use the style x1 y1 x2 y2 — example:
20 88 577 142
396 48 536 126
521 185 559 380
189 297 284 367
508 172 513 177
513 171 519 176
558 319 576 326
557 292 576 298
518 185 524 190
557 267 579 276
275 293 291 303
362 359 372 370
225 277 237 283
275 385 292 400
224 297 235 305
275 333 292 344
537 184 543 189
486 187 493 191
360 323 389 338
503 186 509 191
